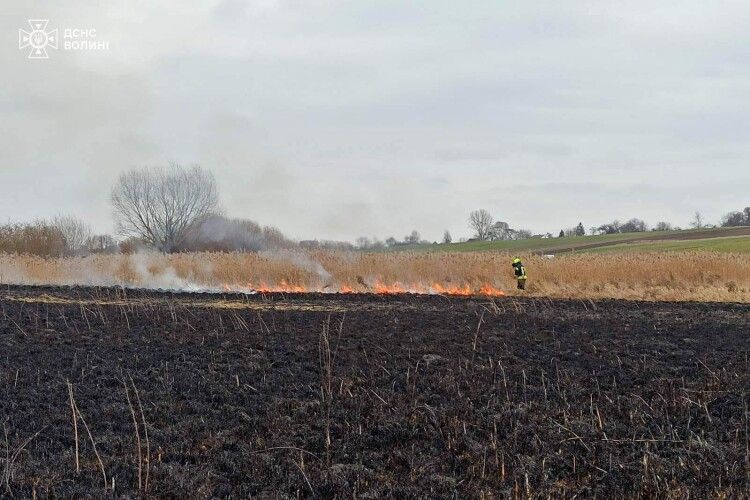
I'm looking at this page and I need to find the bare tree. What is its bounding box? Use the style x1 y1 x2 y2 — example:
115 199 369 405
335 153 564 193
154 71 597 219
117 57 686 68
111 164 219 253
515 229 533 240
404 230 421 244
52 215 92 255
690 211 704 229
355 236 372 249
488 221 510 241
468 209 494 240
721 206 750 227
620 218 648 232
86 234 118 253
597 220 622 234
442 230 452 244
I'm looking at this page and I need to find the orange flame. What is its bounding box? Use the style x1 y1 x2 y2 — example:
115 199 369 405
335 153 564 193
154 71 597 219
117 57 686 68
431 283 472 295
279 280 306 293
479 284 505 297
373 280 407 294
221 280 505 297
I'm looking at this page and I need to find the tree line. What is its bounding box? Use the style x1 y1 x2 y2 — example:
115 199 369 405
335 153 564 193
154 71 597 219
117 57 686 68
0 163 747 256
464 207 749 242
356 205 749 248
0 164 296 258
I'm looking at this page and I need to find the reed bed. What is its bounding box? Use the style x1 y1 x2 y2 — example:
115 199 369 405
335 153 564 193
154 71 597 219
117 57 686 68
0 250 748 302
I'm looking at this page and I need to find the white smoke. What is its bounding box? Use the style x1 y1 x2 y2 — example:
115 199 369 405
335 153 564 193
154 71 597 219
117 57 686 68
126 252 208 291
191 215 266 251
260 249 332 284
0 252 219 292
0 247 334 293
180 215 295 252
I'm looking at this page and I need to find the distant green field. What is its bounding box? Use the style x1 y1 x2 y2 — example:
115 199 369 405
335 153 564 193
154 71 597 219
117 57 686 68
587 236 750 253
403 232 650 253
386 227 750 254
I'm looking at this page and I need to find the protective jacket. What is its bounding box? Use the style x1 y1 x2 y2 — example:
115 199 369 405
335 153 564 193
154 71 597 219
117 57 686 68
512 262 527 280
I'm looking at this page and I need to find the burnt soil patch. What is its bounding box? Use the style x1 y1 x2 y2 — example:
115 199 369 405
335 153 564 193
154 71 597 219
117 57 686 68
0 285 748 498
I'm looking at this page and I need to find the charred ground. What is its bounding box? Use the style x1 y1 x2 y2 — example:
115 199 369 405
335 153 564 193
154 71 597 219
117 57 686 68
0 285 748 498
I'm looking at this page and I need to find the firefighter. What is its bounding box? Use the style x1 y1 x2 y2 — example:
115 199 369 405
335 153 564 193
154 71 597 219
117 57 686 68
512 257 527 290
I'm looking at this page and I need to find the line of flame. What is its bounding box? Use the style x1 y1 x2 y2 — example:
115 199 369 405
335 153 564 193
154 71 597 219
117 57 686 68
222 280 505 297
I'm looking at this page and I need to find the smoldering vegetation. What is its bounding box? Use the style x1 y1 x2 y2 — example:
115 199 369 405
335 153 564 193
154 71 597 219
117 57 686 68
0 251 749 303
0 214 302 290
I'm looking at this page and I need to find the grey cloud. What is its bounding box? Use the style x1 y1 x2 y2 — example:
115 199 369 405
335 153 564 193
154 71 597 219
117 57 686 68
1 1 749 242
212 0 248 23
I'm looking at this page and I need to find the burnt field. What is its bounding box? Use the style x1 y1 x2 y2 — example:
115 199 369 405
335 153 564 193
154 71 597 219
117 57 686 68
0 285 748 498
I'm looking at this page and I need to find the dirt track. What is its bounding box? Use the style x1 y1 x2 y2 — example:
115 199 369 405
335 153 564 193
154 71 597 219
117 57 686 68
0 285 748 498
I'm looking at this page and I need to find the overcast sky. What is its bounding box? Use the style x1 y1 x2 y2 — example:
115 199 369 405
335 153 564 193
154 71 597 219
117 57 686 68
1 1 749 241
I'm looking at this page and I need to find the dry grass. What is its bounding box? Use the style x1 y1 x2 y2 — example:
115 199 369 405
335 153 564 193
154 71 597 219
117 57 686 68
0 250 748 303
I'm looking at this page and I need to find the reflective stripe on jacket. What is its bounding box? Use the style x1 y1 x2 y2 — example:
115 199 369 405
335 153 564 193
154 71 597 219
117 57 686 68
513 263 527 279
